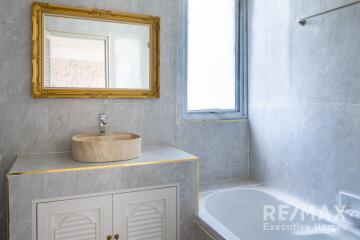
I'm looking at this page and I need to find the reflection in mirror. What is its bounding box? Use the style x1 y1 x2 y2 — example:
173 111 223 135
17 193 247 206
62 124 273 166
43 15 150 90
45 32 107 88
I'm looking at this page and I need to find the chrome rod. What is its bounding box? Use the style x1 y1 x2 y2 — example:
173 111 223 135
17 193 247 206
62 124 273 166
298 0 360 25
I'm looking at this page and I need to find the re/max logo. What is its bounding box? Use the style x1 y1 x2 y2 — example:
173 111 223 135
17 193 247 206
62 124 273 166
263 204 347 222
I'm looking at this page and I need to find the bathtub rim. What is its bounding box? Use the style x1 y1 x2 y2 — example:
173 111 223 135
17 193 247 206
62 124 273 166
198 186 360 240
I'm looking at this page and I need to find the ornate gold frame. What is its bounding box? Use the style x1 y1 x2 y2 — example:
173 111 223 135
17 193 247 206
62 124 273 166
32 2 160 99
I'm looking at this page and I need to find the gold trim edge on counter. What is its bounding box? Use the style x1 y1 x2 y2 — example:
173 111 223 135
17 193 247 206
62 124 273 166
7 157 200 176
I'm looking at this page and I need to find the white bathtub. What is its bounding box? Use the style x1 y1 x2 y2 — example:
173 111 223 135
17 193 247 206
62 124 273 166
198 187 360 240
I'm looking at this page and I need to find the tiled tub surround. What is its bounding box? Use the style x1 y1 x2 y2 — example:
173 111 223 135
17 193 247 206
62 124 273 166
178 121 250 184
248 0 360 208
7 145 199 240
194 222 218 240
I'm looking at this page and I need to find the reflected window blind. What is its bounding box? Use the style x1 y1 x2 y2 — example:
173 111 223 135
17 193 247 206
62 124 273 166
44 38 51 87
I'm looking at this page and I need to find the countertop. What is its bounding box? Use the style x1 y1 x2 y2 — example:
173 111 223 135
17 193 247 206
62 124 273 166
8 145 198 176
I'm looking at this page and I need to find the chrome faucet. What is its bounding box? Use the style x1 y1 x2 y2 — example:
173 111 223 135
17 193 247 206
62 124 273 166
99 113 106 135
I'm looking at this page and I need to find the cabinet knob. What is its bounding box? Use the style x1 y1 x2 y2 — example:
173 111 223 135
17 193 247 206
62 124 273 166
107 235 113 240
114 234 119 240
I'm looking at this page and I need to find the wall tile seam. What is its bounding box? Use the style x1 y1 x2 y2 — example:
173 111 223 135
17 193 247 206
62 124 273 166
250 24 289 37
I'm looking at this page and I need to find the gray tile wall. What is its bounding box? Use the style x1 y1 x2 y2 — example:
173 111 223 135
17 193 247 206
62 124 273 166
248 0 360 208
0 0 249 238
179 121 249 184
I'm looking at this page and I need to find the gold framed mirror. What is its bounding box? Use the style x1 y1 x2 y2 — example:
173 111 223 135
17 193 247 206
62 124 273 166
32 2 160 99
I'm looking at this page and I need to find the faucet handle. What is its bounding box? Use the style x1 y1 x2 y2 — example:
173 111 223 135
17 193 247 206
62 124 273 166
100 113 106 123
99 113 107 135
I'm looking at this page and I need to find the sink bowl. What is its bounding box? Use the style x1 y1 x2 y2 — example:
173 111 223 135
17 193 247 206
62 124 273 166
72 133 141 163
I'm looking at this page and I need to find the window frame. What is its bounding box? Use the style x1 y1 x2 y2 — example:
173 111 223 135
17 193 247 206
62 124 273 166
179 0 248 121
44 30 110 89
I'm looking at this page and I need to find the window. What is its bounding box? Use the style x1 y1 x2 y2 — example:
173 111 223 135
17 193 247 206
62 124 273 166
181 0 247 120
44 32 108 89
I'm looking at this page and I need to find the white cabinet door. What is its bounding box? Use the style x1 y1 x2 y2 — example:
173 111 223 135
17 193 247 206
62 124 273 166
37 195 113 240
113 187 177 240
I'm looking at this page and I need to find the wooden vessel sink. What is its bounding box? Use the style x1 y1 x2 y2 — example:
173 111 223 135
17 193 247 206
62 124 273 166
72 133 141 163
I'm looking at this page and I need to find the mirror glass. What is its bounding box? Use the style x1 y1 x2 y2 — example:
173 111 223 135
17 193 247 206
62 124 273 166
43 15 151 90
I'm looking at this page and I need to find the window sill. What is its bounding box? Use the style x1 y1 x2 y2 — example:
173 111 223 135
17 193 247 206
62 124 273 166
178 119 248 125
178 112 248 124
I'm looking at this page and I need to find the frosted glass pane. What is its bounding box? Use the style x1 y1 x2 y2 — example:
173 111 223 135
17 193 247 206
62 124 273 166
47 35 106 88
187 0 236 111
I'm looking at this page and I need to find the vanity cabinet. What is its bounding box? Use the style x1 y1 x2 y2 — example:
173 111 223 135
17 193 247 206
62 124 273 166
113 187 177 240
8 145 198 240
36 187 177 240
37 195 113 240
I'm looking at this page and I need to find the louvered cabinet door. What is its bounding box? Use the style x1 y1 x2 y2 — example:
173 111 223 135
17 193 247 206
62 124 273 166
37 195 113 240
113 187 177 240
